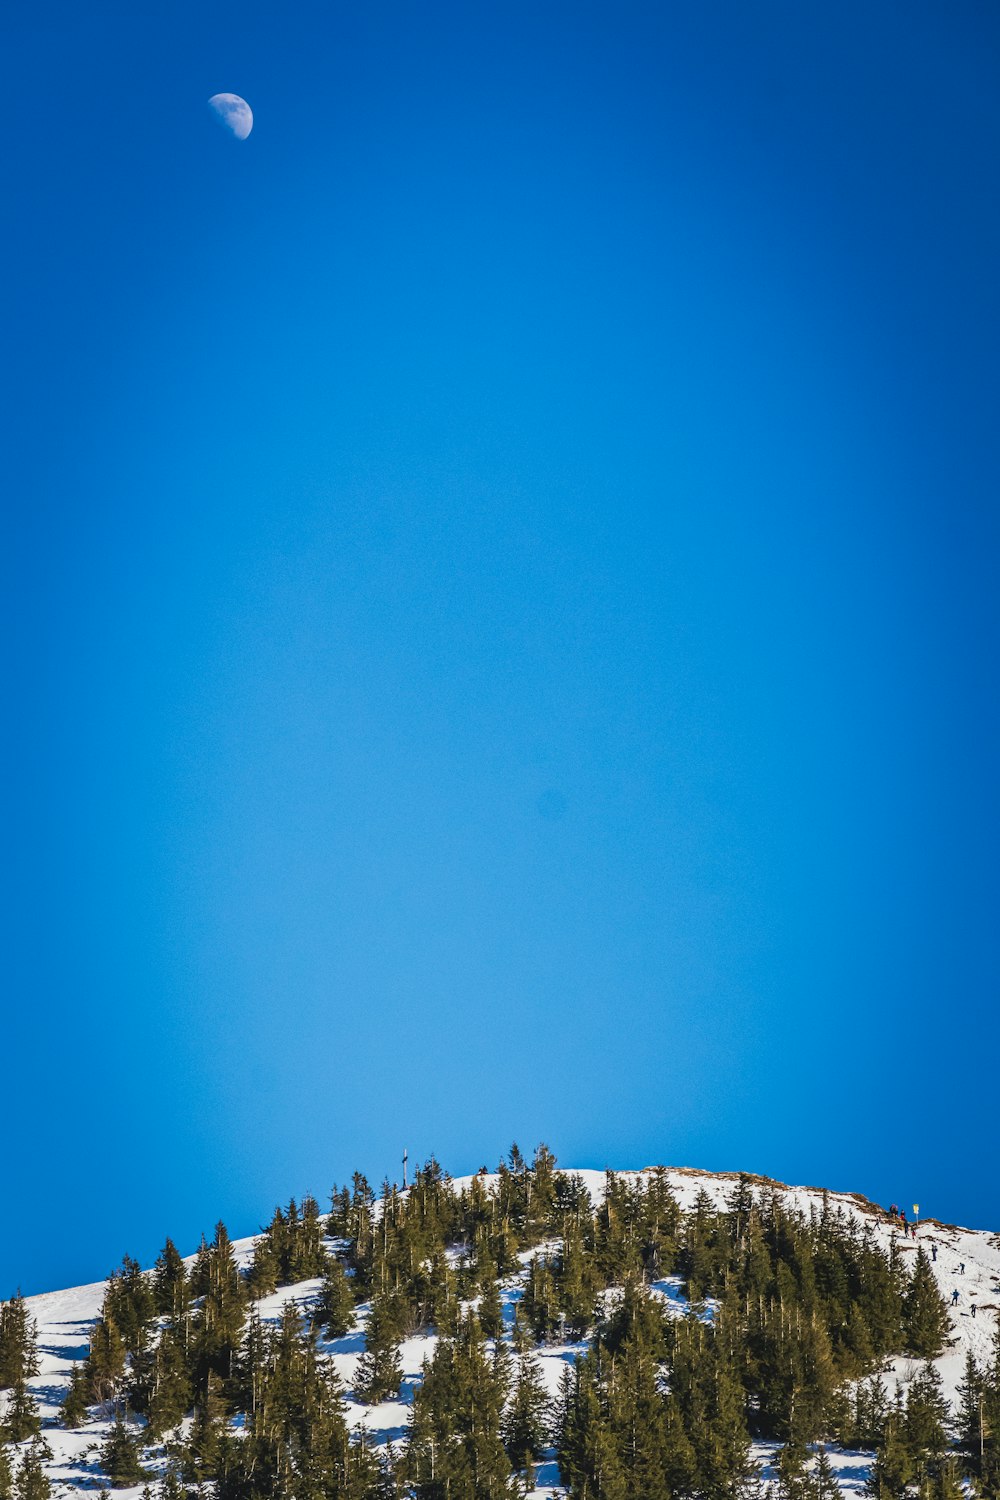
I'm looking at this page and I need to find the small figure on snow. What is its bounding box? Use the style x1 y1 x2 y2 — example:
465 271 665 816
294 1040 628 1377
952 1289 960 1306
931 1245 937 1262
971 1303 977 1319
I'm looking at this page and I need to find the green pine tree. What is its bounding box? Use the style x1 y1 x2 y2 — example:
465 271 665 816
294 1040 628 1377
0 1296 39 1390
183 1371 227 1484
479 1277 504 1341
775 1439 810 1499
905 1363 950 1474
983 1327 1000 1498
409 1311 515 1500
354 1293 403 1404
247 1211 282 1297
522 1256 559 1344
931 1457 965 1499
101 1416 146 1487
104 1255 156 1357
557 1353 627 1500
810 1447 841 1500
156 1465 185 1500
2 1378 40 1443
956 1350 985 1471
84 1311 127 1404
193 1220 246 1387
59 1364 89 1428
152 1239 189 1321
14 1438 50 1500
146 1327 193 1436
296 1193 327 1281
314 1253 356 1340
904 1249 950 1359
503 1351 549 1483
866 1411 915 1499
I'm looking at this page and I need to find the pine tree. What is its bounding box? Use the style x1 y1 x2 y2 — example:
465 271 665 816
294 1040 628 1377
810 1447 841 1500
866 1411 915 1499
314 1253 355 1339
59 1364 89 1428
850 1375 890 1450
347 1428 387 1500
101 1415 146 1487
228 1300 350 1497
503 1351 549 1483
0 1295 39 1388
354 1293 403 1404
297 1193 327 1281
609 1334 673 1500
479 1277 504 1341
956 1350 985 1471
855 1229 905 1357
188 1234 211 1297
183 1371 227 1483
0 1442 12 1500
152 1239 189 1320
510 1304 532 1356
844 1303 876 1371
146 1327 193 1436
374 1445 404 1500
775 1440 810 1499
661 1402 698 1499
904 1249 950 1359
425 1250 460 1337
557 1353 627 1500
982 1323 1000 1497
905 1362 950 1474
155 1465 185 1500
522 1256 559 1344
2 1378 40 1443
557 1219 600 1339
104 1255 156 1357
409 1311 515 1499
247 1224 281 1297
14 1438 50 1500
931 1458 965 1499
790 1312 839 1444
85 1310 127 1404
193 1220 246 1387
0 1303 40 1463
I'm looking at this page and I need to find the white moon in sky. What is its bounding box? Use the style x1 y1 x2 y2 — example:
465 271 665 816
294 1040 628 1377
208 93 253 140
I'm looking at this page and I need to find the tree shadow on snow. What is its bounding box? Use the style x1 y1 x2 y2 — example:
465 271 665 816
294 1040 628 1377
38 1340 90 1362
319 1329 365 1355
357 1420 410 1446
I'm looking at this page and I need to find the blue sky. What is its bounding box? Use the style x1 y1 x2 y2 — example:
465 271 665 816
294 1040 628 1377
3 1 999 1295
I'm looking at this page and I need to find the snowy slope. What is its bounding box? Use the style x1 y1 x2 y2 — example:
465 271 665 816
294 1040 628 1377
13 1166 1000 1498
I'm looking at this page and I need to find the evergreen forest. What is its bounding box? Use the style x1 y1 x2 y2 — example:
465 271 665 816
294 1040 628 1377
1 1146 998 1500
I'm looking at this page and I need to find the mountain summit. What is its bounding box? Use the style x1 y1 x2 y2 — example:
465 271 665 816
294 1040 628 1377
3 1154 998 1497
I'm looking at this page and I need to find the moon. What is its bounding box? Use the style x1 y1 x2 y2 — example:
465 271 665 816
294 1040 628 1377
208 93 253 140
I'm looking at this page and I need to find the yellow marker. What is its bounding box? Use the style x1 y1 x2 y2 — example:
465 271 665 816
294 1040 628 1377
913 1204 919 1217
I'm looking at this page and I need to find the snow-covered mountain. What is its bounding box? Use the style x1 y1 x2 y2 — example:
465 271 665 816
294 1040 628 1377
14 1166 1000 1497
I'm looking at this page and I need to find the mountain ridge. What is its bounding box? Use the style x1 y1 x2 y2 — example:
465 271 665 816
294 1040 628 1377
5 1158 999 1498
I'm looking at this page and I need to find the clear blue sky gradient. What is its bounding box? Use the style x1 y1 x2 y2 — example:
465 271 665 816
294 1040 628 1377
3 2 999 1294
